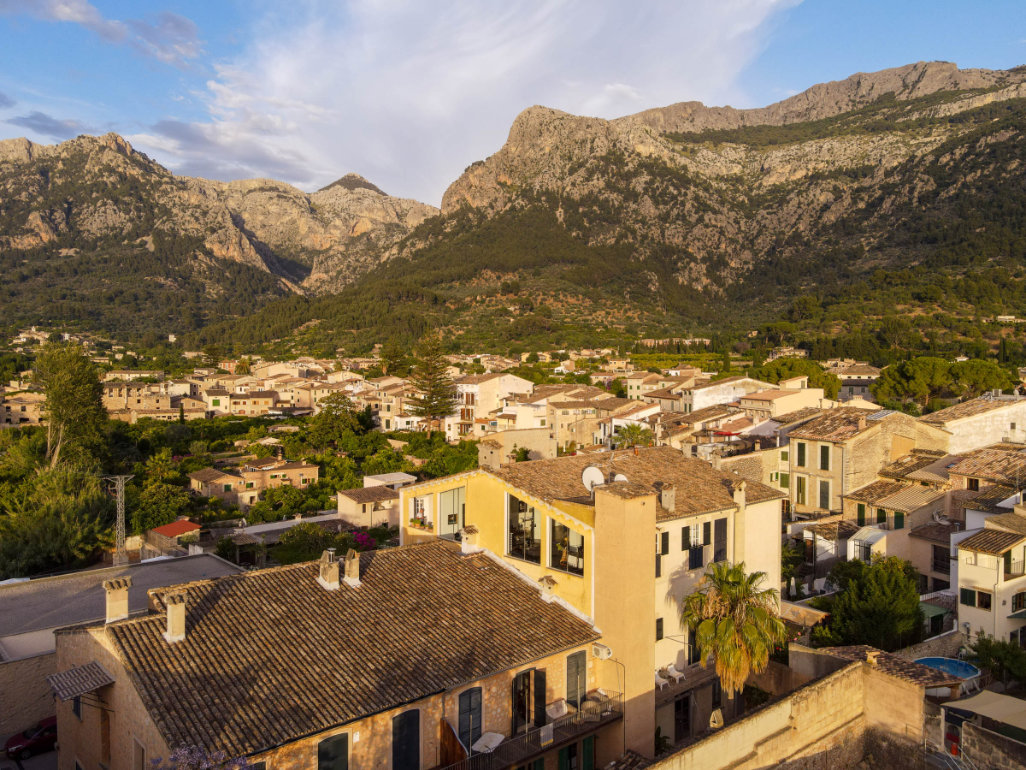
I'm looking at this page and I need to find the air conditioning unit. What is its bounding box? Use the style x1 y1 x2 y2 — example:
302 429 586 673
592 643 612 660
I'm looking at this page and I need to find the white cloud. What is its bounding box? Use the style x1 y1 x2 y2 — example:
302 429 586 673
128 0 798 203
0 1 201 66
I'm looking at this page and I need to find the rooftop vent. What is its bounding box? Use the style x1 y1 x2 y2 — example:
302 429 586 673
164 593 186 644
317 548 340 591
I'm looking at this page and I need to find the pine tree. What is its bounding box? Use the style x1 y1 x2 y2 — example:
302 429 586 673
408 334 455 436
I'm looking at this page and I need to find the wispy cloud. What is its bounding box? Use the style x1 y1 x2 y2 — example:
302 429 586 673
6 110 90 139
130 0 797 204
0 1 201 66
0 91 14 109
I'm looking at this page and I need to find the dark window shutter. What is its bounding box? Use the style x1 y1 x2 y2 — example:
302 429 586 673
567 651 586 707
558 747 569 770
458 687 482 749
391 710 419 770
656 618 664 640
317 733 348 770
713 518 727 562
682 525 691 550
703 521 711 545
534 668 547 727
661 531 669 554
582 736 595 770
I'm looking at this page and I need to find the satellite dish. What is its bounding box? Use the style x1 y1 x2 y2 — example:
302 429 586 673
582 466 605 492
613 473 629 483
709 708 724 729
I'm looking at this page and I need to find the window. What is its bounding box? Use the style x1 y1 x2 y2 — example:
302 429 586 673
558 743 579 770
978 591 992 611
894 511 905 530
852 540 872 563
392 711 420 770
796 442 806 467
781 450 788 462
458 688 482 750
245 482 254 489
512 669 545 734
567 651 586 708
703 521 711 546
967 478 980 491
211 398 220 407
779 472 790 489
818 480 830 510
713 518 727 563
689 544 704 570
1014 592 1026 612
796 476 806 506
960 588 976 607
673 694 691 744
877 508 886 525
507 496 541 563
857 503 866 526
440 487 466 540
687 628 701 665
819 445 830 471
933 545 951 574
73 695 82 720
223 483 233 493
656 618 664 640
681 526 691 550
552 520 585 576
660 531 670 555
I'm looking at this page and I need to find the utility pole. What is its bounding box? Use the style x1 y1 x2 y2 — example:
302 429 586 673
104 475 133 566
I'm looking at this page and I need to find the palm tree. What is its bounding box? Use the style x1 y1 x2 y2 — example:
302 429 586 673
680 561 786 697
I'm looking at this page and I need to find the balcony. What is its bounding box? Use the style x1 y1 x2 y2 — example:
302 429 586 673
436 693 622 770
1006 560 1025 579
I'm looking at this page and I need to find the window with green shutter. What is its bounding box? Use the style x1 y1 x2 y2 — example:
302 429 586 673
582 736 595 770
894 511 904 529
819 445 830 471
796 443 806 467
779 472 789 489
317 734 348 770
877 508 886 524
960 588 976 607
857 503 866 526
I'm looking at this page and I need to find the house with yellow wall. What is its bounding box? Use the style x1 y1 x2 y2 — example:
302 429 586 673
399 447 786 757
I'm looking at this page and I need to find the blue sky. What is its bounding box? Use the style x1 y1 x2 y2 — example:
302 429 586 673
0 1 1023 204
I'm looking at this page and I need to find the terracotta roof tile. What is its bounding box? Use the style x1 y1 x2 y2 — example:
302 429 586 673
822 646 962 687
958 529 1026 554
920 396 1023 424
336 486 399 504
789 407 881 442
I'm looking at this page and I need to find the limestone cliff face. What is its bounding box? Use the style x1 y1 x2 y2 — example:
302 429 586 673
0 135 438 295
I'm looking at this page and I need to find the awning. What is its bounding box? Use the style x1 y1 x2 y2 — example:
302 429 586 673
943 690 1026 730
921 603 950 619
1008 608 1026 620
47 661 115 701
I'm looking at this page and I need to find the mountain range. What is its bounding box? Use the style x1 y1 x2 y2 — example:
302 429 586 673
2 60 1026 350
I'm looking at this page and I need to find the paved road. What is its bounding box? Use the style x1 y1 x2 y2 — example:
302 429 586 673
0 749 57 770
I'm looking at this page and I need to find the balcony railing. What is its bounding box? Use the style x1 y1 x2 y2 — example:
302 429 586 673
437 693 622 770
1007 560 1025 579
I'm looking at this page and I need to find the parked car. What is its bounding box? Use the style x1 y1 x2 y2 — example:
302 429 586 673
4 716 57 759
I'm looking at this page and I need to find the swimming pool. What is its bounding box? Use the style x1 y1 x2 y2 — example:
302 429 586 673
914 657 981 679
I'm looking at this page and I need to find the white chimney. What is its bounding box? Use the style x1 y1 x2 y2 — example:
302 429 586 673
538 574 557 602
461 525 483 554
102 576 131 623
164 593 186 643
343 548 361 587
317 548 340 591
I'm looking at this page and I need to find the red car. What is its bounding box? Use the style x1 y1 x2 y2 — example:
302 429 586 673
4 716 57 760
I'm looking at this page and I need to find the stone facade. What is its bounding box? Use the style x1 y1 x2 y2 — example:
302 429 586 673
962 721 1026 769
0 652 56 742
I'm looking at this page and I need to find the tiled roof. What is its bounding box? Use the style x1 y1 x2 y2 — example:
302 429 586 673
821 646 962 688
963 484 1018 514
336 486 399 504
877 485 946 513
151 520 201 538
920 396 1022 424
187 468 237 483
909 522 961 544
679 404 735 425
742 389 799 402
958 529 1026 555
947 449 1026 484
844 480 909 505
490 447 783 518
878 450 948 480
100 541 598 757
789 407 881 442
985 511 1026 536
772 406 827 426
47 661 115 701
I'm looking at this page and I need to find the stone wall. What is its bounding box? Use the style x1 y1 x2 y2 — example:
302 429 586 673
0 653 56 742
894 629 963 662
962 722 1026 769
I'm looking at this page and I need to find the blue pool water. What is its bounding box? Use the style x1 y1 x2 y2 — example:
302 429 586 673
915 657 981 679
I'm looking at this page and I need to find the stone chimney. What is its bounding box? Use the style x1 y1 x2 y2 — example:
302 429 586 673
343 548 361 587
317 548 340 591
164 593 186 643
731 479 747 509
460 524 483 555
538 575 557 603
102 576 131 623
865 650 880 666
857 414 867 431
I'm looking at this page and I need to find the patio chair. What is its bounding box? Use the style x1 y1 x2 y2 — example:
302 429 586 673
655 670 669 690
546 698 575 721
471 732 505 754
665 664 686 683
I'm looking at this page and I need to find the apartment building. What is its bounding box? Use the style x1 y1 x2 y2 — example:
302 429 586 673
0 391 45 427
398 447 785 756
50 542 623 770
919 394 1026 453
188 460 319 509
956 522 1026 647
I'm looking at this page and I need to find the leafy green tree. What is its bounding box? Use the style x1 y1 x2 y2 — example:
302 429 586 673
143 447 180 485
273 522 352 565
380 337 409 376
408 334 456 435
614 424 654 449
968 631 1026 689
813 557 923 651
131 482 191 534
680 561 786 697
950 358 1012 399
33 343 106 466
309 392 361 449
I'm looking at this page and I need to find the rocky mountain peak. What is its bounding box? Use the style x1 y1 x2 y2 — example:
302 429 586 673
317 173 386 196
